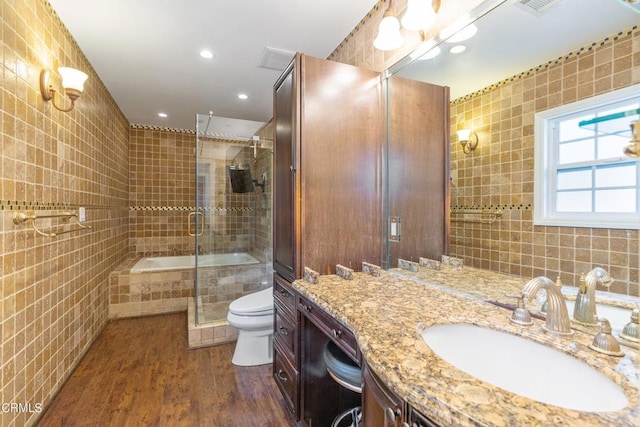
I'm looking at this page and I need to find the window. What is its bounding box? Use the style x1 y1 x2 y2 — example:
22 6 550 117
534 84 640 230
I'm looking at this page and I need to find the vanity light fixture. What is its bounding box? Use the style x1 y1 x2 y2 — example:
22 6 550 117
401 0 437 31
373 0 404 51
374 0 441 51
457 129 478 154
40 67 88 112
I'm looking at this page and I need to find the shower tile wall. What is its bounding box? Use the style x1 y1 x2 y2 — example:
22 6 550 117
128 127 195 256
449 26 640 297
128 126 272 260
0 1 130 426
115 124 273 315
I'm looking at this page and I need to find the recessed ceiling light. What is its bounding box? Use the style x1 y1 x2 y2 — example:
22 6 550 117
158 112 168 118
417 46 441 61
238 93 248 100
200 49 214 59
445 24 478 43
449 45 466 54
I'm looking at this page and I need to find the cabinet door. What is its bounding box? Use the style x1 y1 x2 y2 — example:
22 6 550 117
273 57 298 282
362 364 405 427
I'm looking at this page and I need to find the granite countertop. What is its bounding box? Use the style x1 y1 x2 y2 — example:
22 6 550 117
292 264 640 426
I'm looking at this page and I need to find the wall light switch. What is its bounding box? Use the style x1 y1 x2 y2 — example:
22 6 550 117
389 216 401 242
79 207 86 222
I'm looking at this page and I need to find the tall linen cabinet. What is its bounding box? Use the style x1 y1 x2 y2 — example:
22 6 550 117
272 53 384 420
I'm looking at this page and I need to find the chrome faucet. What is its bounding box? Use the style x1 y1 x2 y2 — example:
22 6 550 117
573 267 614 325
522 276 572 335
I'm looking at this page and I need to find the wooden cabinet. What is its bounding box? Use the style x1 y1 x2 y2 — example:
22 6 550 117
298 296 361 426
273 53 385 281
406 406 440 427
362 363 405 427
272 275 299 418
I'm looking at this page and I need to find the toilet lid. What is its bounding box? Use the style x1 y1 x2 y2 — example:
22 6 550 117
229 287 273 315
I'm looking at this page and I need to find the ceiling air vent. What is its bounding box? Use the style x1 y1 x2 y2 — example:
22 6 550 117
258 47 296 71
513 0 565 16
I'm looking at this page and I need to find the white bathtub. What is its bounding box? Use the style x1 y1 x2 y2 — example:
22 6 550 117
131 253 260 273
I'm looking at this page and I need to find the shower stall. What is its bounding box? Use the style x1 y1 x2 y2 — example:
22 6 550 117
192 113 273 327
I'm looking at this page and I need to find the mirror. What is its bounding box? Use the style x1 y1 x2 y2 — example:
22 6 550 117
391 0 639 98
384 0 640 299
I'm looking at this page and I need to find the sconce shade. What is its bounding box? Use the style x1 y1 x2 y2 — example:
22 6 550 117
58 67 88 100
457 129 471 141
457 129 478 154
401 0 436 31
374 10 404 51
40 67 88 112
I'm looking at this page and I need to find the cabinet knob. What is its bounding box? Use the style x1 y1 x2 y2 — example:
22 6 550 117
278 326 289 336
276 369 288 382
331 329 342 339
385 406 401 421
303 305 312 311
289 165 296 172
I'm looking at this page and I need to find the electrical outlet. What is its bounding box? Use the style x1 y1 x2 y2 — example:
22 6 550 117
78 207 86 222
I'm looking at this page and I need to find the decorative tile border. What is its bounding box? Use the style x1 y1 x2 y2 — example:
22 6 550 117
129 206 255 212
0 200 116 210
451 204 531 211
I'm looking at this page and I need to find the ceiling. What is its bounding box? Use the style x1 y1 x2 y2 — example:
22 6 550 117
47 0 640 138
49 0 377 137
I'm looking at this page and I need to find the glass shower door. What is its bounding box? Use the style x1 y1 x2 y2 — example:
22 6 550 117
194 113 273 327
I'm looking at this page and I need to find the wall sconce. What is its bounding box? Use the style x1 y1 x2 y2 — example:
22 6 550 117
457 129 478 154
40 67 88 112
374 0 441 51
624 119 639 157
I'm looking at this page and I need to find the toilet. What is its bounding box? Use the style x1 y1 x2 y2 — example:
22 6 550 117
226 287 274 366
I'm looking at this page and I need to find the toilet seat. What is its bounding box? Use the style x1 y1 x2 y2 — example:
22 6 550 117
228 287 273 316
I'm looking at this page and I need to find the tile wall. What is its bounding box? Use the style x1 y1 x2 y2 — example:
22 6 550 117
0 1 130 426
449 26 640 297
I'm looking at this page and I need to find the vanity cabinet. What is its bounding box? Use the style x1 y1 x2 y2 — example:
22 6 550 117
272 275 299 418
298 295 361 426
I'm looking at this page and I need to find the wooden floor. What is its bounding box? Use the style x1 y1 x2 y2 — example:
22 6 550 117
37 313 296 427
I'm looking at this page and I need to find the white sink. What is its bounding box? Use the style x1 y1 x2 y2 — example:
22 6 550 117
565 299 631 330
422 324 628 412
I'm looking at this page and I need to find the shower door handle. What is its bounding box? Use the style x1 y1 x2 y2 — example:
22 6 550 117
188 211 204 237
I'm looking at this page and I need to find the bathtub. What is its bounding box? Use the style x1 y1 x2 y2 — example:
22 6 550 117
131 252 260 273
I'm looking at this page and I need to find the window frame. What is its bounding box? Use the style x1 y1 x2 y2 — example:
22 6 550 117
534 84 640 230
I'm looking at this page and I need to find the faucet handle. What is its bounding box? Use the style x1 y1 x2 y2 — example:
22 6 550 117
588 318 624 357
504 292 533 326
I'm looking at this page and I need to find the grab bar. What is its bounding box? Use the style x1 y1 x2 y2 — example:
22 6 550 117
450 209 503 224
13 211 92 237
188 211 205 236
